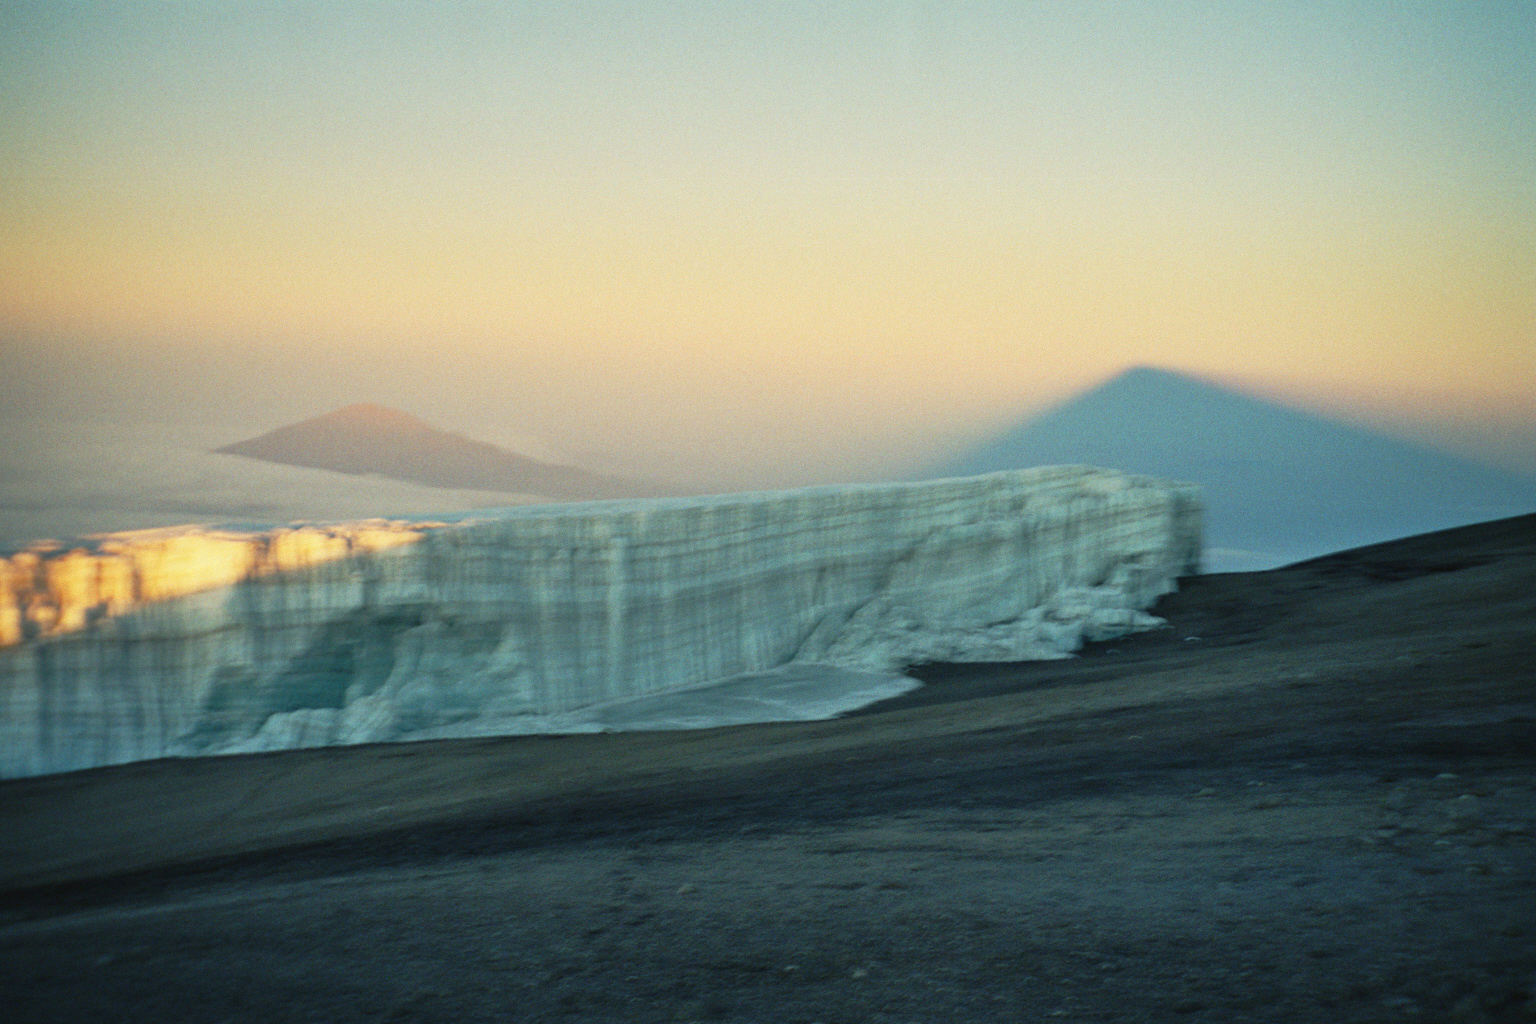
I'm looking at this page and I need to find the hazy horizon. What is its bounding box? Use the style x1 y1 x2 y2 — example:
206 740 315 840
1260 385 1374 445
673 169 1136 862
4 3 1533 532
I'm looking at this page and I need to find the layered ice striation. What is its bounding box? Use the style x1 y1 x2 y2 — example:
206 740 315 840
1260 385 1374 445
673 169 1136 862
0 467 1201 778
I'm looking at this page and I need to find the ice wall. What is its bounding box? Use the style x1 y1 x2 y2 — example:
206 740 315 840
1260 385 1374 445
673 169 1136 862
0 521 433 647
0 467 1200 778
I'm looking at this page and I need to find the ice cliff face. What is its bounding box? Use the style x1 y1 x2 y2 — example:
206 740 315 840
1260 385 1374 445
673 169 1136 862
0 467 1200 778
0 521 433 648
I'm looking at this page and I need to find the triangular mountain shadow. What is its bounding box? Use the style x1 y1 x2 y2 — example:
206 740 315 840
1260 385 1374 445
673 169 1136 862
217 404 663 502
932 366 1536 571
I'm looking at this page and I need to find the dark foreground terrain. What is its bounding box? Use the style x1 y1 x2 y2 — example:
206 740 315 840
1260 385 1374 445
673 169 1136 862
3 515 1534 1023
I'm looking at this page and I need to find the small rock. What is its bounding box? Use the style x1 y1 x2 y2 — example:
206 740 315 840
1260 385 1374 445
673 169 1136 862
1437 797 1483 835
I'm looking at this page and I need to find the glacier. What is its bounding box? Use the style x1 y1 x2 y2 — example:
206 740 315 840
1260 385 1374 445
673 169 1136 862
0 467 1201 778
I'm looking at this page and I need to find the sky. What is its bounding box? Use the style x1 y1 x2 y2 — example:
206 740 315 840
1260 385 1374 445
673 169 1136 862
2 0 1533 502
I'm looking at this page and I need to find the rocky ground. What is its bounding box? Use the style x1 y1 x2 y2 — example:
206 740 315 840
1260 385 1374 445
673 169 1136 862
3 515 1534 1023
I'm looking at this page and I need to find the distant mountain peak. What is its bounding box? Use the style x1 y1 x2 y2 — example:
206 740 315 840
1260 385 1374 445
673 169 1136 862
301 403 438 430
935 366 1536 570
1109 364 1183 382
217 406 661 501
1027 367 1249 418
1079 365 1227 396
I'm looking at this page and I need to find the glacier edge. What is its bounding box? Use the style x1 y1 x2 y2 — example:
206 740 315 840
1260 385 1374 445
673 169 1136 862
0 467 1201 778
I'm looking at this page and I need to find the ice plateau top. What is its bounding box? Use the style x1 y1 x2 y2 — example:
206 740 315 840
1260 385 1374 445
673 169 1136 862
0 467 1201 778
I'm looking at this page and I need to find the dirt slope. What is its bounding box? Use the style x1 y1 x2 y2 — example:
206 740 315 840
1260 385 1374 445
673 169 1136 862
3 514 1533 1023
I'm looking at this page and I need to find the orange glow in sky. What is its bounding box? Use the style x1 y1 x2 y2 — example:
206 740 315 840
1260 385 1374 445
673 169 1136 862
2 2 1532 487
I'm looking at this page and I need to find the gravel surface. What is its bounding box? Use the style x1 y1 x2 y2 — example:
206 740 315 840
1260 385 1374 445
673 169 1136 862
3 514 1533 1023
